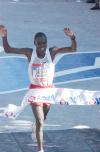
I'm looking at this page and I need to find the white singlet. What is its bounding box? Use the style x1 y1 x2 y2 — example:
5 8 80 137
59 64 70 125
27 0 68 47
28 48 55 86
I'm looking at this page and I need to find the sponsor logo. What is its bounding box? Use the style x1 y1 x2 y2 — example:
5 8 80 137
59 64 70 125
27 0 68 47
28 95 56 103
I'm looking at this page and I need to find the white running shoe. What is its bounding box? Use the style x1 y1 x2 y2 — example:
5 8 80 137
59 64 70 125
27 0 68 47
38 150 44 152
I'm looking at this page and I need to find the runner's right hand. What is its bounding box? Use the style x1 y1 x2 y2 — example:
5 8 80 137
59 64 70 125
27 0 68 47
0 25 7 37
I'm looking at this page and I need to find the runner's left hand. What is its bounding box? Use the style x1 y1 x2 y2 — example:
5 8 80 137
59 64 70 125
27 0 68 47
64 27 75 37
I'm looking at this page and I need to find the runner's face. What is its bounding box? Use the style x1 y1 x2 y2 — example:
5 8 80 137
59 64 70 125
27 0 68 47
35 37 47 57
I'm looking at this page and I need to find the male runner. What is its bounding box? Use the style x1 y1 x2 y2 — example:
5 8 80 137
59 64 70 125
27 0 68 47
0 25 77 152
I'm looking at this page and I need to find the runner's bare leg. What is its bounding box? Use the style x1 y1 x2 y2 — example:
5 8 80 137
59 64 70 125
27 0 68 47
31 106 44 151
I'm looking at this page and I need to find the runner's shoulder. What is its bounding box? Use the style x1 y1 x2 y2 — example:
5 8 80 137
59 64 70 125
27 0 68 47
23 47 33 55
21 48 33 60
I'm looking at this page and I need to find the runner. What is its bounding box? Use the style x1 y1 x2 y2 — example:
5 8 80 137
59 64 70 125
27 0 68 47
0 25 77 152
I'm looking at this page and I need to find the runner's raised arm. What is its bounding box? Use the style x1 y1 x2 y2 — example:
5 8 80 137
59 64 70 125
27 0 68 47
0 25 32 62
50 27 77 60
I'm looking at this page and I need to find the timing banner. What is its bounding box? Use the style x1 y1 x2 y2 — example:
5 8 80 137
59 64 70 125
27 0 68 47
3 88 100 119
25 88 100 105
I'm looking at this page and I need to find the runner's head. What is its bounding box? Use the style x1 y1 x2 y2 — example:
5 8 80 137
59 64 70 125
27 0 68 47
34 32 47 57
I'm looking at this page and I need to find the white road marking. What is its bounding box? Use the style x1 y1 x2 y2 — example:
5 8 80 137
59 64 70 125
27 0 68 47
0 55 26 59
72 125 90 129
0 87 28 95
12 0 20 2
55 77 100 86
0 119 61 132
44 124 61 127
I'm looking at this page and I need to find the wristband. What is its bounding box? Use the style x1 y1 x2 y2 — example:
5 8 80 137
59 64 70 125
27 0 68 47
71 35 75 40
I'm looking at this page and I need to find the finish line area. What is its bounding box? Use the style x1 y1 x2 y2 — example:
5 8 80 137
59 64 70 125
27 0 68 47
0 1 100 147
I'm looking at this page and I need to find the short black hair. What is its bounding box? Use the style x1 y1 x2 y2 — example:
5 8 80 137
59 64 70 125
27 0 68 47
34 32 47 41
